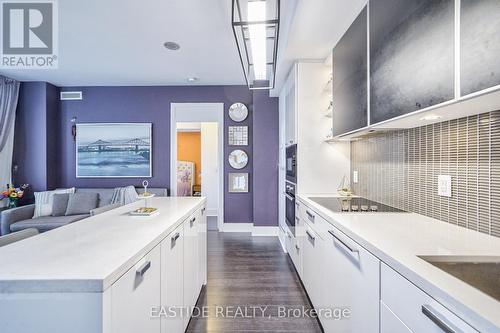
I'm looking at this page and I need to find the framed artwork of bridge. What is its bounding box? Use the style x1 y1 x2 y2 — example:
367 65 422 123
76 123 152 178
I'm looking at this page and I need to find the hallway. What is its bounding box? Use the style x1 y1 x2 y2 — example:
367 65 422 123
187 232 323 332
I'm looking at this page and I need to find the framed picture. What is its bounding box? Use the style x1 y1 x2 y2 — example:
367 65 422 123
228 126 248 145
76 123 152 178
229 173 249 193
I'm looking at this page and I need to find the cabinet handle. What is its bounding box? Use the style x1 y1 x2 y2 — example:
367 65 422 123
306 210 315 223
136 261 151 277
190 217 196 227
328 230 358 254
306 230 315 241
295 244 300 251
287 231 292 239
201 207 206 214
171 232 180 243
421 305 462 333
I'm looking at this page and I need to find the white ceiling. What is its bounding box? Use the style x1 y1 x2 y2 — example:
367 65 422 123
0 0 367 90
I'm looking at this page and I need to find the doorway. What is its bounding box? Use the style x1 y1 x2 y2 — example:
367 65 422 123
170 103 224 231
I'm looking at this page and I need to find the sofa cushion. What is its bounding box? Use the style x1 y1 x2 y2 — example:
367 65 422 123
75 188 114 207
52 193 70 216
33 188 75 218
65 193 99 216
10 214 89 233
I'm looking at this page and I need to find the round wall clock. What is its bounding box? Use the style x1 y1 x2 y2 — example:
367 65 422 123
228 103 248 122
228 149 248 169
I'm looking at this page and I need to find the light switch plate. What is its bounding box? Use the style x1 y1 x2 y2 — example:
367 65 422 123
353 171 359 183
438 175 452 197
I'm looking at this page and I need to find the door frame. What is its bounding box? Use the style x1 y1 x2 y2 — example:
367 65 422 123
170 103 224 231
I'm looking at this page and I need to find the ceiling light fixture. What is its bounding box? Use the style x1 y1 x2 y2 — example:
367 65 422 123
164 41 180 50
187 77 199 83
232 0 280 90
420 115 442 121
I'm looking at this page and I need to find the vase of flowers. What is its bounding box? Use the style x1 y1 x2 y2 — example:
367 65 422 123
1 184 29 208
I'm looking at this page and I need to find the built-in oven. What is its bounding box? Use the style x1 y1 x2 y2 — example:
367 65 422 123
285 181 296 236
286 144 297 183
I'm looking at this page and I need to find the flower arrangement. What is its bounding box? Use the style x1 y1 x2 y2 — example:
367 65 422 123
1 184 29 208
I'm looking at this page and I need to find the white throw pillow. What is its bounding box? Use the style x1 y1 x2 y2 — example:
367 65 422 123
33 188 75 218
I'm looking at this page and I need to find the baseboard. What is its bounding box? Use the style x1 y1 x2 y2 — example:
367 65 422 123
252 226 279 237
220 223 279 236
220 223 253 233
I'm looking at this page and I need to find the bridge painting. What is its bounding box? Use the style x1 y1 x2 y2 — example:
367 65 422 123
76 123 152 178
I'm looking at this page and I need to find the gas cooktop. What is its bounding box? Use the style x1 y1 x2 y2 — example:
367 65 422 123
309 197 406 213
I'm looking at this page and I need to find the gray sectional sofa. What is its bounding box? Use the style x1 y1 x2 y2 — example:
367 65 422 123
1 187 168 235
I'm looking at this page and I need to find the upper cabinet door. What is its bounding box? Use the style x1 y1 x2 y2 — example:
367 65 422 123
332 6 368 136
369 0 455 124
461 0 500 96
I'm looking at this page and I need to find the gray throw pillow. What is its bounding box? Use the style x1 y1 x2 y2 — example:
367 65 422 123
52 193 70 216
65 192 99 216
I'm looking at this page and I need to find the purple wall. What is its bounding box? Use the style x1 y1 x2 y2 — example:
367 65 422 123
252 90 279 226
14 84 278 226
13 82 59 197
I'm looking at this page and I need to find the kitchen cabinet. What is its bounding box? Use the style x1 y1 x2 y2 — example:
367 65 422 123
161 223 184 333
284 66 297 146
111 246 161 333
461 0 500 96
381 263 479 333
319 224 380 332
369 0 455 124
301 224 324 307
183 214 200 329
332 6 368 136
381 302 413 333
198 206 207 287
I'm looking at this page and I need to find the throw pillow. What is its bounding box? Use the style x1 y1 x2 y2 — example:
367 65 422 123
51 193 70 216
65 192 99 216
33 188 75 218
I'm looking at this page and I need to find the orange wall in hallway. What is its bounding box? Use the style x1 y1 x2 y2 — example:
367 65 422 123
177 131 201 186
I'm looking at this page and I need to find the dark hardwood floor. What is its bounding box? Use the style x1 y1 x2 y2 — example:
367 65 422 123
186 232 323 333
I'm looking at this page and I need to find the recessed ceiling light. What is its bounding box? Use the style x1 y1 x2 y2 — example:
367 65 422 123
164 41 180 50
187 77 199 83
420 115 442 121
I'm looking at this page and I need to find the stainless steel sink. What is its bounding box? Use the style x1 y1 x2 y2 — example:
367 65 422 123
418 255 500 302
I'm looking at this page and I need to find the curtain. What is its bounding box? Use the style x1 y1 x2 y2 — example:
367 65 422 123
0 76 20 206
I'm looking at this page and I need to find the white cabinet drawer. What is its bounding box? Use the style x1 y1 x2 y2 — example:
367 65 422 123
299 203 331 239
381 301 413 333
381 263 478 333
320 225 380 333
302 225 324 307
111 245 161 333
161 223 184 333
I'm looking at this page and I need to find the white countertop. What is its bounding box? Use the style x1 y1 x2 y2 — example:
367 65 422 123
297 194 500 333
0 197 206 293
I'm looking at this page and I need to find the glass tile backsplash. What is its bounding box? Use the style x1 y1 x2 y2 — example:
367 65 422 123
351 111 500 237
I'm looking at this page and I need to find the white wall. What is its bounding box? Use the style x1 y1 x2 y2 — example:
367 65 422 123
201 123 219 218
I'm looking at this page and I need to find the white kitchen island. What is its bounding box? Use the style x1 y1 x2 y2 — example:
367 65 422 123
0 197 207 333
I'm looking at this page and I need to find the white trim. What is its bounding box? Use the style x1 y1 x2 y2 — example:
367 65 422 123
220 223 279 236
252 226 279 237
221 223 253 233
170 103 225 231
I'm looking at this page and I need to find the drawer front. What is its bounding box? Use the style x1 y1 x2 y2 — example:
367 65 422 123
287 230 302 277
299 203 330 239
381 263 478 333
302 225 324 307
111 245 161 333
320 225 380 333
381 301 413 333
161 223 184 333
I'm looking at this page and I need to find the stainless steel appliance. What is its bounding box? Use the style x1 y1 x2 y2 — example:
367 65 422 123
309 197 406 213
286 144 297 183
285 181 296 236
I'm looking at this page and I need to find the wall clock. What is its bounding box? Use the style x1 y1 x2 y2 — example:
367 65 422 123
228 103 248 122
228 149 248 169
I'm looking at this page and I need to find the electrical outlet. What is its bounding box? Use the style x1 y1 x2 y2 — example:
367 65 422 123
353 171 359 184
438 175 452 197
